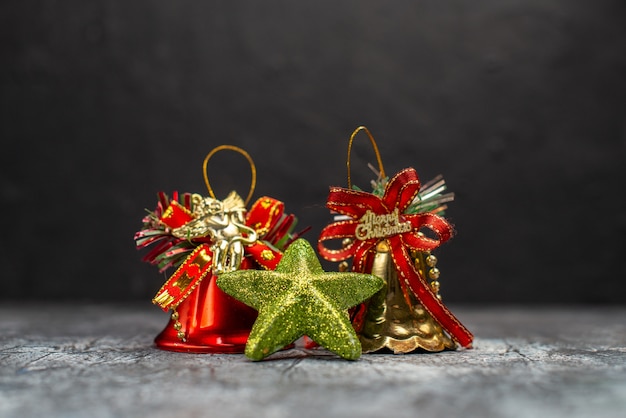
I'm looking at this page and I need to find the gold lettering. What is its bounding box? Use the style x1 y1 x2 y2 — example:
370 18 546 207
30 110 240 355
355 208 412 241
172 272 193 291
161 205 174 220
261 250 275 261
153 291 175 308
193 248 212 269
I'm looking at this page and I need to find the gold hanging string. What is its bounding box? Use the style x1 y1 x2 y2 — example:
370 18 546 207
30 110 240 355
202 145 257 206
346 126 386 189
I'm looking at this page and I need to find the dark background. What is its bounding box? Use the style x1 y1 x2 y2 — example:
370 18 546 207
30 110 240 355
2 0 625 304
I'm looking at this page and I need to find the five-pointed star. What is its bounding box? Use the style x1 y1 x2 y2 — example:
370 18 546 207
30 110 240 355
216 238 383 360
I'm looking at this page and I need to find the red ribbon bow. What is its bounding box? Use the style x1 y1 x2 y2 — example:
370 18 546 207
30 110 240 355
148 196 290 312
318 168 473 348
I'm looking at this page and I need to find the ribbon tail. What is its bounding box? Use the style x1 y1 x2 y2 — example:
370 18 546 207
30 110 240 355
390 240 473 348
352 239 377 273
317 221 359 262
152 244 214 312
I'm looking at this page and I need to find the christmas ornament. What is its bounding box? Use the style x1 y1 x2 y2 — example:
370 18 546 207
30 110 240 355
216 238 384 361
135 145 302 353
318 126 473 353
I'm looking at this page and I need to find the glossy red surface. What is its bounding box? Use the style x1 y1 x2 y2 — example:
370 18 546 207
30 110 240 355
154 274 257 353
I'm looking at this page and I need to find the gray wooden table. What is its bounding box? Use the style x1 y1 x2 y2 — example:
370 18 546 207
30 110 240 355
1 304 625 418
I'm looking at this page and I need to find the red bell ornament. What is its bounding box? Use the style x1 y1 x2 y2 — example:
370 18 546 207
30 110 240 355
153 261 257 353
135 146 301 353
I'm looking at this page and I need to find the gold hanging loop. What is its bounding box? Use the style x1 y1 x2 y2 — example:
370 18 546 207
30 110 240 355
346 126 386 189
202 145 257 206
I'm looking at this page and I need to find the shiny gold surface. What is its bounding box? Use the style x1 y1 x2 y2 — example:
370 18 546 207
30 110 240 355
172 191 257 274
172 272 193 291
260 250 275 261
171 309 185 341
346 126 386 190
153 291 175 308
426 255 437 267
428 267 440 280
202 145 257 206
358 244 456 353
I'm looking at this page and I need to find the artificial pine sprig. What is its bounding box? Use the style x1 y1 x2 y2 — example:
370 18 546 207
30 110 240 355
352 163 454 216
134 192 198 272
135 191 305 273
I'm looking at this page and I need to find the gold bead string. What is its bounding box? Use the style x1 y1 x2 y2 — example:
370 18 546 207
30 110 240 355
412 250 442 300
337 238 354 272
171 309 186 342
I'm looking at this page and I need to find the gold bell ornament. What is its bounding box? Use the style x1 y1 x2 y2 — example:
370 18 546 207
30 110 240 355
317 127 473 353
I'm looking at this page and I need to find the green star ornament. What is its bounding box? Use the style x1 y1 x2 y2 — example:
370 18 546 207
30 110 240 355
216 238 383 361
